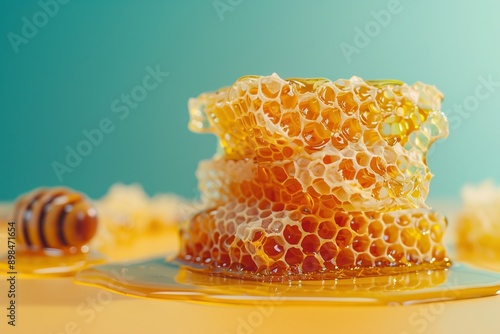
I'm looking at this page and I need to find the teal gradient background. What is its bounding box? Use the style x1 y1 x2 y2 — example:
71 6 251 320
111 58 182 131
1 0 500 201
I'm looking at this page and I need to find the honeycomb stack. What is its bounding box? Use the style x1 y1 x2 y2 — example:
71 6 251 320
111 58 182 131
179 74 450 280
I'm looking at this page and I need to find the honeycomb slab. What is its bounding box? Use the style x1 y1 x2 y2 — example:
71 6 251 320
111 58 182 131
179 74 450 280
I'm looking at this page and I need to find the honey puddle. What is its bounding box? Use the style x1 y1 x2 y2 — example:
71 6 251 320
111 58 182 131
75 258 500 306
0 248 105 277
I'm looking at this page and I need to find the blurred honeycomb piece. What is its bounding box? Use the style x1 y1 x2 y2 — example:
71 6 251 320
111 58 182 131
456 181 500 265
92 184 197 249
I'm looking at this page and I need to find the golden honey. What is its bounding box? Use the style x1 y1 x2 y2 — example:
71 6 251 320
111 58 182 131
4 73 500 327
75 256 500 306
179 74 450 280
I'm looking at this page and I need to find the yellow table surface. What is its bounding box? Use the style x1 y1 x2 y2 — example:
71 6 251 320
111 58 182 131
1 200 499 334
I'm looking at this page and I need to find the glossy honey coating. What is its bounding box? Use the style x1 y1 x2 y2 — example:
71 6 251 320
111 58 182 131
180 74 450 279
10 188 98 250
